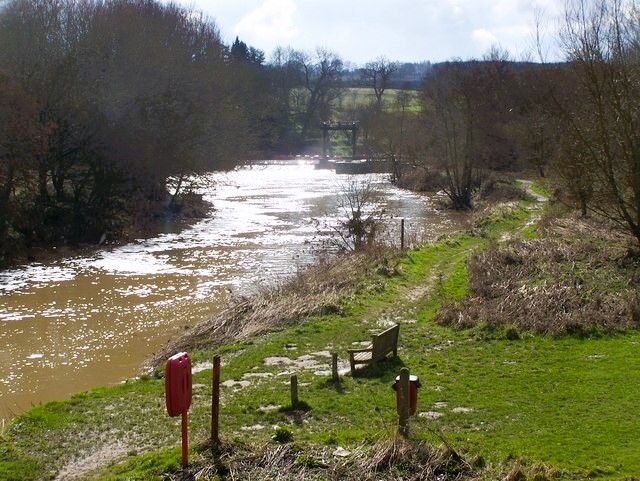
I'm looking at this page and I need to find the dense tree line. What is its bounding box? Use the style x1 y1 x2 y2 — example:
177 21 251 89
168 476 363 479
557 0 640 243
410 56 543 208
0 0 358 264
408 58 574 209
0 0 279 262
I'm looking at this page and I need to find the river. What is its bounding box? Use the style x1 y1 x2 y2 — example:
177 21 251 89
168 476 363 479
0 164 463 420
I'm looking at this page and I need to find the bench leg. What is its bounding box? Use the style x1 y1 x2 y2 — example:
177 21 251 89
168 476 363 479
349 357 356 375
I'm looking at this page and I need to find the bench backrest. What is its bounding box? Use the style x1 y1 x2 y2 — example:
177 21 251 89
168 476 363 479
371 324 399 360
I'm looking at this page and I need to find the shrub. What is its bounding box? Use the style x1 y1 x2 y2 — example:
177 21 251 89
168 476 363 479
272 426 293 444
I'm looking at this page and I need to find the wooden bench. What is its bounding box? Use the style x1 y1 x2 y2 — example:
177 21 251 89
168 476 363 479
347 324 399 374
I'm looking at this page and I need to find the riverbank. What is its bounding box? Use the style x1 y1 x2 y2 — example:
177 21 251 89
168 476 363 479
2 184 640 480
0 192 210 269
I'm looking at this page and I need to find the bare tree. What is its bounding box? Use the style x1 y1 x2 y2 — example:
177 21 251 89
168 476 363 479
269 46 303 151
326 176 383 251
558 0 640 243
530 3 551 63
362 56 398 109
0 73 49 253
364 87 416 181
515 64 566 177
417 53 520 208
556 134 595 217
421 64 479 209
294 48 343 144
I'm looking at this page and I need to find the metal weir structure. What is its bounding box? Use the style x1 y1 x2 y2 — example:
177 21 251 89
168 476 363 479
320 121 358 163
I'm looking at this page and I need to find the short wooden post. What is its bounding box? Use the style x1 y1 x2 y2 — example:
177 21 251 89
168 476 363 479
400 218 405 250
290 374 298 406
331 353 339 383
398 367 410 437
211 355 221 450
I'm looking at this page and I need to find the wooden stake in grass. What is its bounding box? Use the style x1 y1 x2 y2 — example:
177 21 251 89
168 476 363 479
401 218 405 250
331 353 339 383
398 368 410 437
290 374 298 407
211 355 221 450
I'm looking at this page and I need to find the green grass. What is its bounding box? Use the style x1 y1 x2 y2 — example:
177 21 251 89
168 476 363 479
410 332 640 476
292 87 421 117
2 197 639 480
96 449 182 481
530 180 553 199
0 444 42 481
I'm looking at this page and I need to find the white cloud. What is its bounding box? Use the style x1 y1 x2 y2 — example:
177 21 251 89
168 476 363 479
234 0 299 46
187 0 564 63
472 28 498 46
447 0 464 16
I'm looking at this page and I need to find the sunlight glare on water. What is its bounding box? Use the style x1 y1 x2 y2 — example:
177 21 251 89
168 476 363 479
0 165 463 419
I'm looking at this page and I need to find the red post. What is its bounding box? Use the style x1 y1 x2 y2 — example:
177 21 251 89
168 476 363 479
165 352 192 468
181 410 188 467
211 355 221 448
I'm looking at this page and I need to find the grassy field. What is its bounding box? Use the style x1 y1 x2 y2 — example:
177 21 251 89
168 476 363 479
1 192 639 480
338 88 421 112
292 87 421 119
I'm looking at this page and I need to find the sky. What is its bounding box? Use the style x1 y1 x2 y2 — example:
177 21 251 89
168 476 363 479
187 0 566 65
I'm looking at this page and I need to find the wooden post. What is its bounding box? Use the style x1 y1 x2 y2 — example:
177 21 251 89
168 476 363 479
211 355 221 450
398 368 410 437
400 218 405 250
290 375 298 407
331 353 339 383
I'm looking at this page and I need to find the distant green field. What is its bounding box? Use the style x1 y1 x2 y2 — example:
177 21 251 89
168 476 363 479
338 88 421 112
291 87 421 117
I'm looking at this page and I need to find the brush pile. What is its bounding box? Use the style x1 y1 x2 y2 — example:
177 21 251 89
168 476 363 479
168 438 475 481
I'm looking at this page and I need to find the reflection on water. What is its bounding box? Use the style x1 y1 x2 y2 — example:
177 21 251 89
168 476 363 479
0 165 463 419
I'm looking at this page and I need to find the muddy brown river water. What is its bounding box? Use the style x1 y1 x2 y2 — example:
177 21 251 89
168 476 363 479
0 165 464 420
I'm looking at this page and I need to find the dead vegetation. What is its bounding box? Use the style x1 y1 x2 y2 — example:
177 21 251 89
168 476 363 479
150 250 398 368
167 437 476 481
436 238 640 336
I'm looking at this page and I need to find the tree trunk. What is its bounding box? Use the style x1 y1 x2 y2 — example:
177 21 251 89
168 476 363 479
0 167 15 243
580 195 588 218
38 161 49 202
170 173 185 206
